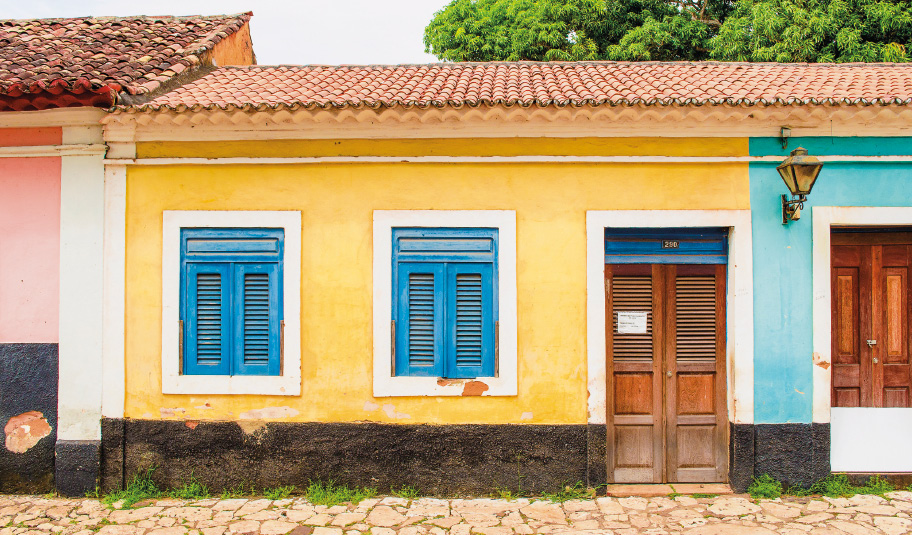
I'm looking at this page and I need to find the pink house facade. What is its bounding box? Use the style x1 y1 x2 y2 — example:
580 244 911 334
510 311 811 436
0 13 255 495
0 109 107 494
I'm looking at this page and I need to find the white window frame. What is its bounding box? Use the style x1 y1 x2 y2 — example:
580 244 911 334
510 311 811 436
162 210 302 395
373 210 517 397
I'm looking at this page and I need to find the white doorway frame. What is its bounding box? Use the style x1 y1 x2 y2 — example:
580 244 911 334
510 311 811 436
586 210 754 426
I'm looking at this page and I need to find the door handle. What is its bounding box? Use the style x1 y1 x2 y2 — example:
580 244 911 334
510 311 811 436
867 339 877 347
667 371 673 377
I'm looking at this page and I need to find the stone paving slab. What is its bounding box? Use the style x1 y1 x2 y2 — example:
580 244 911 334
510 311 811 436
1 491 912 535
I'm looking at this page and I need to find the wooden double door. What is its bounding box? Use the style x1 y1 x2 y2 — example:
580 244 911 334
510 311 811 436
606 263 728 483
832 231 912 408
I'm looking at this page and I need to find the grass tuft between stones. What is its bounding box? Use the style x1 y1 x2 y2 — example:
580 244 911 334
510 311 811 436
749 472 912 500
304 480 378 506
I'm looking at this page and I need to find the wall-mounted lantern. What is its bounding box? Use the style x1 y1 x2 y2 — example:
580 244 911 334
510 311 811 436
777 147 823 224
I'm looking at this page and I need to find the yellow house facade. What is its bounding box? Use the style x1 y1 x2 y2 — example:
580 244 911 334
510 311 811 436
99 63 899 493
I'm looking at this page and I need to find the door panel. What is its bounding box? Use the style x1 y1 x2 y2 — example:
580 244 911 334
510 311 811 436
607 264 663 483
607 263 727 483
666 264 727 483
832 235 912 408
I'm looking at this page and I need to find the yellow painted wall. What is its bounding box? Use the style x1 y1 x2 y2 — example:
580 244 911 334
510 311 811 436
137 137 747 159
124 140 750 425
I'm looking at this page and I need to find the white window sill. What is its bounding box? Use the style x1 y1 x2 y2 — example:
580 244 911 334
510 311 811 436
163 374 301 396
373 375 516 397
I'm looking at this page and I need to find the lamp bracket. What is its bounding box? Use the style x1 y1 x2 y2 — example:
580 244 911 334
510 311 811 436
782 194 806 225
780 127 792 150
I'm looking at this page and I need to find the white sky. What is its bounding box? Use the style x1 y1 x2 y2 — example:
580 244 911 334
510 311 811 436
2 0 454 65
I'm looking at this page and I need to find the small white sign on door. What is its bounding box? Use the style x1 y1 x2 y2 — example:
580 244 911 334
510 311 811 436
617 311 648 334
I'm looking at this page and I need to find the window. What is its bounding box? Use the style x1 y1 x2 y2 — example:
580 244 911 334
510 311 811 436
392 228 497 378
373 211 517 397
180 228 283 376
162 211 301 395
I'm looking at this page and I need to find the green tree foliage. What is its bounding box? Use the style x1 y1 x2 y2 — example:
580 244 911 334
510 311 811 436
423 0 912 62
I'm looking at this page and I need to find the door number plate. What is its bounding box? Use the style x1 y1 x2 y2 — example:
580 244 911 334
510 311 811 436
662 240 679 249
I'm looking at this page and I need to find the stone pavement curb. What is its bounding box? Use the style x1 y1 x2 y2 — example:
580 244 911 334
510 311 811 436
1 491 912 535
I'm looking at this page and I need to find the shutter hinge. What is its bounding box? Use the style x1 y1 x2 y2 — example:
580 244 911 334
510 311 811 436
178 320 184 375
280 320 285 374
495 320 500 378
391 320 396 375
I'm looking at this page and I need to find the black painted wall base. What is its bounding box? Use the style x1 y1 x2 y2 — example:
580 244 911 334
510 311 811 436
101 419 588 495
56 440 100 497
99 419 833 494
729 422 831 492
0 343 58 493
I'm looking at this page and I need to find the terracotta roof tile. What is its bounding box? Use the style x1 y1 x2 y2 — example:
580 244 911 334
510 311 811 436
0 12 251 110
130 62 912 112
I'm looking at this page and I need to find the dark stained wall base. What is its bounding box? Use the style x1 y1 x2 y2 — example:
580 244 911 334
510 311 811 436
0 343 58 493
754 423 830 488
56 440 100 497
100 419 836 494
729 423 755 493
101 419 589 495
728 423 831 492
846 473 912 488
101 418 125 492
586 424 607 488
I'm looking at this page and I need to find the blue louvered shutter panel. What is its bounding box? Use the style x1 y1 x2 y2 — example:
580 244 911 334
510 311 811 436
396 262 444 376
445 263 495 378
233 262 281 376
184 262 231 375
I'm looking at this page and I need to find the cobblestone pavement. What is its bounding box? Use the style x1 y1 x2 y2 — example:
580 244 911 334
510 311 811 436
3 491 912 535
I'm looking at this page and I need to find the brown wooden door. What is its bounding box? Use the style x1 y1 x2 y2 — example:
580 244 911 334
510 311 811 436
832 232 912 408
606 264 728 483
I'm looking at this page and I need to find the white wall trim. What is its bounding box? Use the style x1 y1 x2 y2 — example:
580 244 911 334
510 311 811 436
101 165 126 418
0 107 105 128
57 150 106 441
372 210 518 397
586 210 754 425
811 206 912 423
161 211 302 396
0 144 106 158
103 155 912 166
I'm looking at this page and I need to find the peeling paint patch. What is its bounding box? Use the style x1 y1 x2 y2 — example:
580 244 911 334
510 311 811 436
813 352 831 369
462 381 489 396
520 412 533 421
436 378 463 387
238 406 299 420
795 388 805 395
382 404 411 419
194 403 213 410
160 408 186 419
4 411 52 453
363 401 380 411
185 421 199 430
237 420 267 435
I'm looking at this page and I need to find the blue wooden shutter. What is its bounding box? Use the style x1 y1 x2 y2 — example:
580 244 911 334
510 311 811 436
233 262 281 376
445 263 495 378
396 262 445 376
184 262 231 375
181 228 284 377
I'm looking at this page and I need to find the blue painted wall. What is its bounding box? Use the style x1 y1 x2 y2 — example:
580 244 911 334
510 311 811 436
749 137 912 423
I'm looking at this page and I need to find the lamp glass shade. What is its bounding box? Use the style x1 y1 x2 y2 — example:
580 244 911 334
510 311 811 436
777 147 823 196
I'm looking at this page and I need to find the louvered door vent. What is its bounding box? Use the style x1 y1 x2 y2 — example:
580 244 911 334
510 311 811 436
611 275 653 359
454 273 483 368
676 275 717 359
243 273 271 365
408 272 436 367
196 272 223 364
